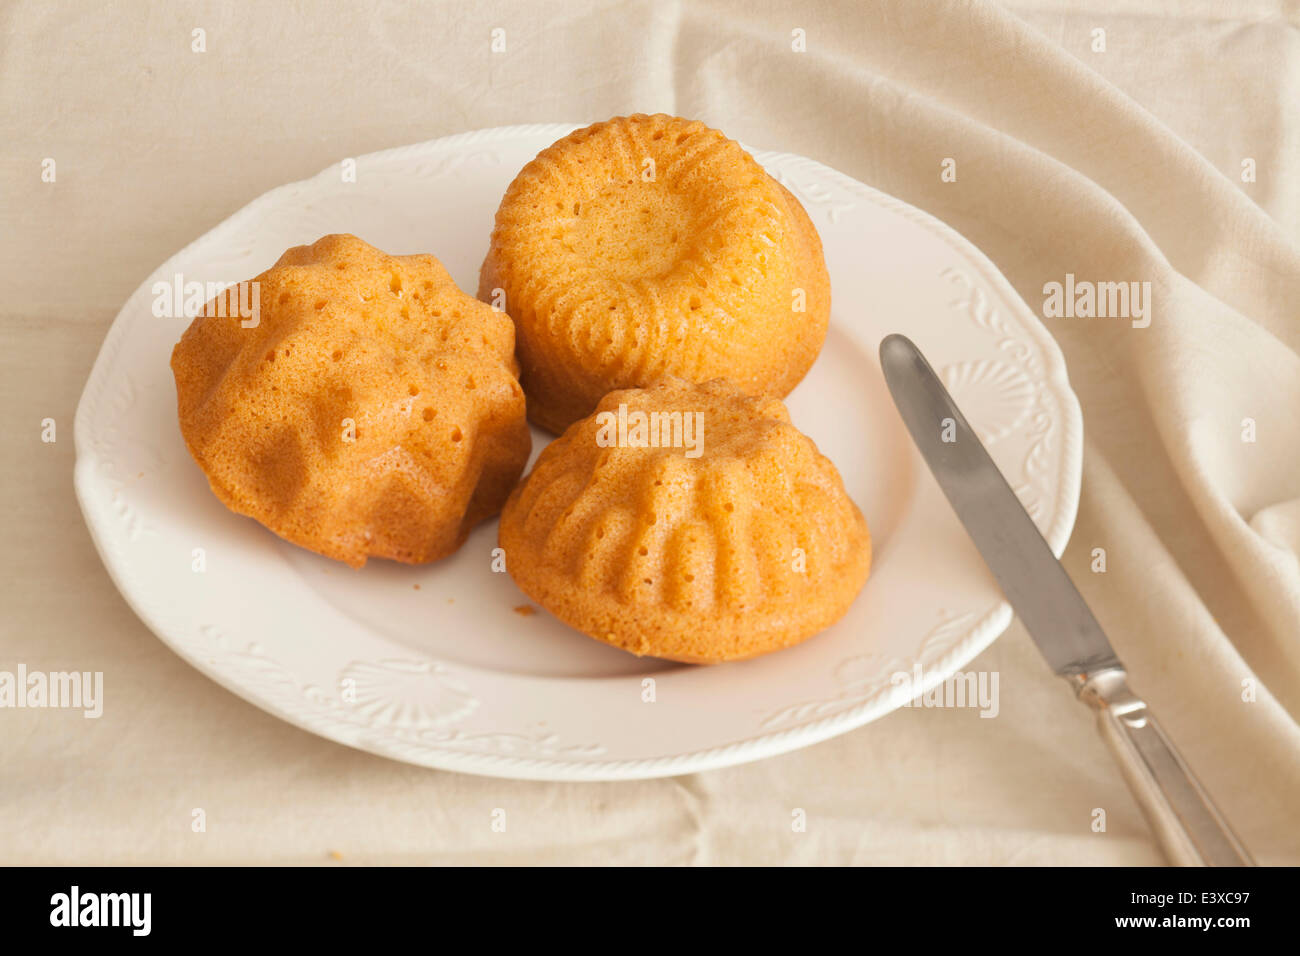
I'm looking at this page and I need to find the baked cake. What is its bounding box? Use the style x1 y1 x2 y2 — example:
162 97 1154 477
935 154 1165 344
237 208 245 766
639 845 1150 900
498 378 870 662
171 233 530 568
479 114 831 433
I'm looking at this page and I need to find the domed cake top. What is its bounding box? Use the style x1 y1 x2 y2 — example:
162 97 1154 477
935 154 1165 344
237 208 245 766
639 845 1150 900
171 234 529 567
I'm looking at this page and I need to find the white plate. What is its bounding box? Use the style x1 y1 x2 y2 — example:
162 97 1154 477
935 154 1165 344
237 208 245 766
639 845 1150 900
74 124 1082 780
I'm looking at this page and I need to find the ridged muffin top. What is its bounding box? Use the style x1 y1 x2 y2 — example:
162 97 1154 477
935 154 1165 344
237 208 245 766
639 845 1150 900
502 377 868 615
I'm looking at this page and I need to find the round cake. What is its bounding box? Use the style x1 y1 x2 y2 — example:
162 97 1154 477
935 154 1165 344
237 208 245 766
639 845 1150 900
498 378 870 662
479 114 831 434
171 233 531 568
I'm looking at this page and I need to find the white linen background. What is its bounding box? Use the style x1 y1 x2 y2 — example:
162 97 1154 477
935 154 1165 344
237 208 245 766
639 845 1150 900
2 0 1298 864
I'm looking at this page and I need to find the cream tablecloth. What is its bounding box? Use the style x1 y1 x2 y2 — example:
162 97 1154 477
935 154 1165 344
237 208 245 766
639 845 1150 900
2 0 1298 864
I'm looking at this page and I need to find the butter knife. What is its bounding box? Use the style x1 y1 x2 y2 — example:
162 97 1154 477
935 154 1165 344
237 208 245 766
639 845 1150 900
879 333 1253 867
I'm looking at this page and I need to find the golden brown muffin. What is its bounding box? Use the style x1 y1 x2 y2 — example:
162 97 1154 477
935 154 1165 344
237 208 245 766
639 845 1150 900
171 234 530 568
498 378 870 663
480 114 831 434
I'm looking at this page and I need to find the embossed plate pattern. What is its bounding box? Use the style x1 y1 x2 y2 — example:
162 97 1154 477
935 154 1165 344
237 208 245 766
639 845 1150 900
74 124 1082 780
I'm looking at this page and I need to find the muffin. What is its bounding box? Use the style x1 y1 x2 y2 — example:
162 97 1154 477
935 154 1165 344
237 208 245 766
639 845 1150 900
480 114 831 433
171 233 530 568
498 378 870 662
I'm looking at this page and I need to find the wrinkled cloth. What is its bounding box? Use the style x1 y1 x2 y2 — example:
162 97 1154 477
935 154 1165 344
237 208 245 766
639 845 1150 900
1 0 1297 864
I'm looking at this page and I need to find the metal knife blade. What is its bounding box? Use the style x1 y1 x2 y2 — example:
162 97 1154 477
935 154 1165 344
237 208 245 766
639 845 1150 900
879 333 1121 677
880 334 1253 866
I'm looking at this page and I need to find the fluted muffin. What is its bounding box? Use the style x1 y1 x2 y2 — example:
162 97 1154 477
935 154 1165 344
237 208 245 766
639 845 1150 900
171 234 530 568
498 378 870 662
480 114 831 433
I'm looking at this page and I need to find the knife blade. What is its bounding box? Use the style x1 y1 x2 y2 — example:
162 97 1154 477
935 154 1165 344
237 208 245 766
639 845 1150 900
879 332 1253 867
878 332 1120 677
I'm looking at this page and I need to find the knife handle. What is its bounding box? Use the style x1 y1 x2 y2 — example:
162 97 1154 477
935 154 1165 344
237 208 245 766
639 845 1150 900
1073 668 1254 866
